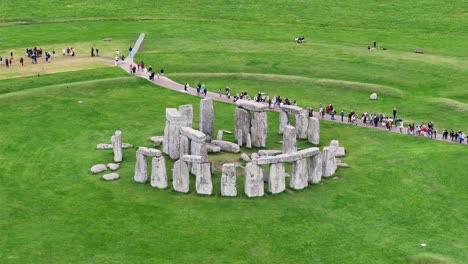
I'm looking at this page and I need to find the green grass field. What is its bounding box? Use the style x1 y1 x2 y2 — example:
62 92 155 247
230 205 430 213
0 1 467 263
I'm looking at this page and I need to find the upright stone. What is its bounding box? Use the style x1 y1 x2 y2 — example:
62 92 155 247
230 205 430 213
151 156 167 189
216 130 223 140
282 125 297 154
308 153 323 184
199 98 214 140
221 164 237 197
134 151 148 183
268 163 286 194
251 111 267 147
246 133 252 148
244 162 264 197
179 104 193 128
330 140 340 148
235 108 251 145
172 160 190 193
165 108 182 160
290 158 308 190
163 121 169 153
237 129 243 147
308 117 320 145
279 111 289 134
322 147 337 177
111 130 123 162
179 135 190 158
196 163 213 195
295 111 308 139
190 141 208 174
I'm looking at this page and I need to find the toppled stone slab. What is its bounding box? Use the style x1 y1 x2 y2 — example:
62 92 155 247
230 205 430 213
240 153 251 162
223 130 233 134
251 153 260 160
107 163 120 171
91 164 107 174
235 99 267 112
151 156 167 189
179 126 206 143
103 173 119 181
96 143 113 150
182 155 205 163
258 150 282 156
150 136 164 146
137 147 162 157
206 143 221 153
210 140 240 153
337 162 350 168
221 163 237 196
122 143 133 148
254 147 320 165
280 105 303 114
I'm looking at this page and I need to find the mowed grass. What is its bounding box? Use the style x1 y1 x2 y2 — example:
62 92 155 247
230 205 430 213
0 0 467 263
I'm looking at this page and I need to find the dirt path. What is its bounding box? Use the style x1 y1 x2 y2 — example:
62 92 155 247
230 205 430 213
113 34 465 146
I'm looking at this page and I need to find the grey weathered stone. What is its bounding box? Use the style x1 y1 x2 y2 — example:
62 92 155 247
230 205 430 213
236 129 243 147
112 130 122 162
370 93 378 100
295 112 308 139
190 141 208 174
223 130 233 134
308 153 323 184
322 147 337 177
330 140 340 148
172 160 190 193
103 173 119 181
210 140 240 153
282 125 297 154
240 153 251 162
244 162 264 197
246 133 252 148
96 143 113 150
335 147 345 158
181 155 205 163
278 110 290 134
308 117 320 145
134 151 148 183
216 130 223 140
280 105 303 114
251 111 267 147
258 150 282 156
195 163 212 195
290 158 309 190
251 153 260 160
235 99 267 112
254 147 320 165
199 98 214 139
107 163 120 171
149 136 164 146
235 108 251 145
90 164 107 174
179 104 193 128
179 135 190 159
268 163 286 194
206 143 221 153
122 143 133 149
337 162 349 168
179 126 206 143
163 121 169 153
137 146 162 157
164 108 183 160
221 163 237 196
151 156 167 189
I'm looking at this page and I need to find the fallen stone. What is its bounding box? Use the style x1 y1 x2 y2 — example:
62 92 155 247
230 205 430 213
254 147 320 165
199 98 214 139
251 153 260 160
182 155 205 163
307 117 320 145
149 136 164 146
122 143 133 149
103 173 119 181
370 93 378 100
335 147 346 158
223 130 233 134
172 160 190 193
251 111 267 147
90 164 107 174
216 130 224 140
244 163 264 197
258 150 282 156
206 143 221 153
107 163 120 171
290 159 309 190
137 146 162 157
195 163 212 195
280 105 303 114
179 104 193 128
235 99 267 112
179 126 206 143
282 125 297 154
96 143 113 150
210 140 240 153
337 162 350 168
221 163 237 196
268 163 285 194
240 153 251 162
151 156 168 189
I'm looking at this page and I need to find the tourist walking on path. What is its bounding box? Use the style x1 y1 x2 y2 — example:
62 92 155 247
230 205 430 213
393 108 397 119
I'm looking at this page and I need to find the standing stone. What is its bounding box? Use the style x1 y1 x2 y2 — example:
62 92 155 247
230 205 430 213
190 141 208 174
111 130 123 162
172 160 190 193
295 112 308 139
196 163 212 195
244 162 264 197
151 156 167 189
330 140 340 148
216 130 223 140
199 98 214 140
308 117 320 145
221 163 237 196
237 129 243 147
179 104 193 128
268 163 286 194
308 153 323 184
279 111 289 134
179 135 190 159
251 111 267 147
235 108 251 145
282 125 297 154
134 151 148 183
322 147 337 177
290 158 308 190
165 108 182 160
246 133 252 149
163 120 169 153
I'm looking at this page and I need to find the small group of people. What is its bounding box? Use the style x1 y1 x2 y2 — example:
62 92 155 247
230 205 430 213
63 47 76 56
443 129 465 143
90 47 99 57
295 37 305 43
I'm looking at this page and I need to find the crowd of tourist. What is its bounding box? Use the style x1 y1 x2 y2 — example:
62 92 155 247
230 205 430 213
1 47 79 67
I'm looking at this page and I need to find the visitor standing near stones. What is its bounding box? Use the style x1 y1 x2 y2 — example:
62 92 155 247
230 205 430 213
96 48 99 56
20 57 23 66
203 86 207 97
184 83 189 91
393 108 397 119
91 47 94 57
197 83 201 96
52 49 55 59
160 67 164 76
218 88 222 97
5 58 9 67
341 111 344 121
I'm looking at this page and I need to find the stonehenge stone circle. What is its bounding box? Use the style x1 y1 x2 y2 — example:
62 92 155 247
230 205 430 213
221 164 237 196
199 98 214 139
151 156 167 189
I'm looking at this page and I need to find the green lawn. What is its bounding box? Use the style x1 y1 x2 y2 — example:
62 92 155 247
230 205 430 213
0 1 467 263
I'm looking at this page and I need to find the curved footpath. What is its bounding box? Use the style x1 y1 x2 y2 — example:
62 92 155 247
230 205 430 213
111 34 465 146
